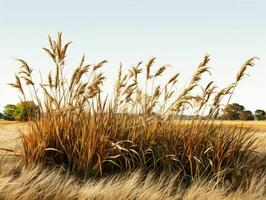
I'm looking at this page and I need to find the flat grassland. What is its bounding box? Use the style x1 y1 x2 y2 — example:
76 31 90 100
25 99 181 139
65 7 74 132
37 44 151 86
213 120 266 130
1 120 266 152
1 120 266 200
179 120 266 130
0 120 26 152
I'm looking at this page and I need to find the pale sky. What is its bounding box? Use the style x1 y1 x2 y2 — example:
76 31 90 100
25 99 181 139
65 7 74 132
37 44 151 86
0 0 265 112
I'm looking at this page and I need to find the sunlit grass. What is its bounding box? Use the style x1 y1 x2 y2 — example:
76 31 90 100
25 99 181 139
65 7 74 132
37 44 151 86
1 32 264 199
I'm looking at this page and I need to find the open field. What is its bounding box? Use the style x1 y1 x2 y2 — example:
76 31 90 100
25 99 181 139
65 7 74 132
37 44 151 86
213 120 266 131
0 120 27 152
1 120 266 152
1 120 266 199
0 34 265 199
178 120 266 130
2 0 266 198
211 120 266 152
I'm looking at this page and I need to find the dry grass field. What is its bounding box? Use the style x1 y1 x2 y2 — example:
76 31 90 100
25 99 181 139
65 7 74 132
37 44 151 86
0 120 266 199
213 120 266 152
213 120 266 130
0 120 26 153
0 34 265 199
1 119 266 152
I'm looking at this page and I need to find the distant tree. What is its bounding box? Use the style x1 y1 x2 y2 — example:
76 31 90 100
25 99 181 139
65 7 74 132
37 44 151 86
239 110 254 121
15 101 38 121
3 104 17 120
222 103 245 120
254 109 266 121
2 101 38 121
0 112 3 119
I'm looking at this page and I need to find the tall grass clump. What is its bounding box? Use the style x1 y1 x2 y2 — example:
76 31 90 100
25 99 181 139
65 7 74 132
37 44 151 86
10 33 262 189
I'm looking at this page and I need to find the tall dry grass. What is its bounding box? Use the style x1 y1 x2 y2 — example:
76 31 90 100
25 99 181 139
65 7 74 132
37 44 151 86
0 157 266 200
5 32 265 198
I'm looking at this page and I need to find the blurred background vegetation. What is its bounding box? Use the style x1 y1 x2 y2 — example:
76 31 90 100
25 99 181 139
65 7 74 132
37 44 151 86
2 101 264 121
0 101 38 121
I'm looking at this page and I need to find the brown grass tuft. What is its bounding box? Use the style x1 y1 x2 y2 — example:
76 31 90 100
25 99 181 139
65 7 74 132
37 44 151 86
5 33 264 198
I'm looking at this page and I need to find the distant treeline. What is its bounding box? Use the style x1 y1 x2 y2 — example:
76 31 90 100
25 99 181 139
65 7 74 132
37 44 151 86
171 103 265 121
0 101 38 121
221 103 265 121
0 101 264 121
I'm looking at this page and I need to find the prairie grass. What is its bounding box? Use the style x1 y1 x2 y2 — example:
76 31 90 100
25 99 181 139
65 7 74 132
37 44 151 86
1 157 266 200
211 120 266 130
3 32 265 199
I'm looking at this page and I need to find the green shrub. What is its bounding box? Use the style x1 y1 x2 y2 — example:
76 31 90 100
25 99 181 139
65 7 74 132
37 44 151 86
254 109 266 120
15 101 38 121
0 112 3 119
239 110 254 121
222 103 245 120
3 104 17 120
2 101 37 121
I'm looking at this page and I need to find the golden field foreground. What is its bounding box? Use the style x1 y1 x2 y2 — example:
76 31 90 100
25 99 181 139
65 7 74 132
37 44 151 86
212 120 266 131
2 120 266 153
1 120 266 200
1 120 266 154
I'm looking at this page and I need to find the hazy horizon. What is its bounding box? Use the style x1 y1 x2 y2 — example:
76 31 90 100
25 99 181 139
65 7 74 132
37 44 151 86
0 0 266 112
